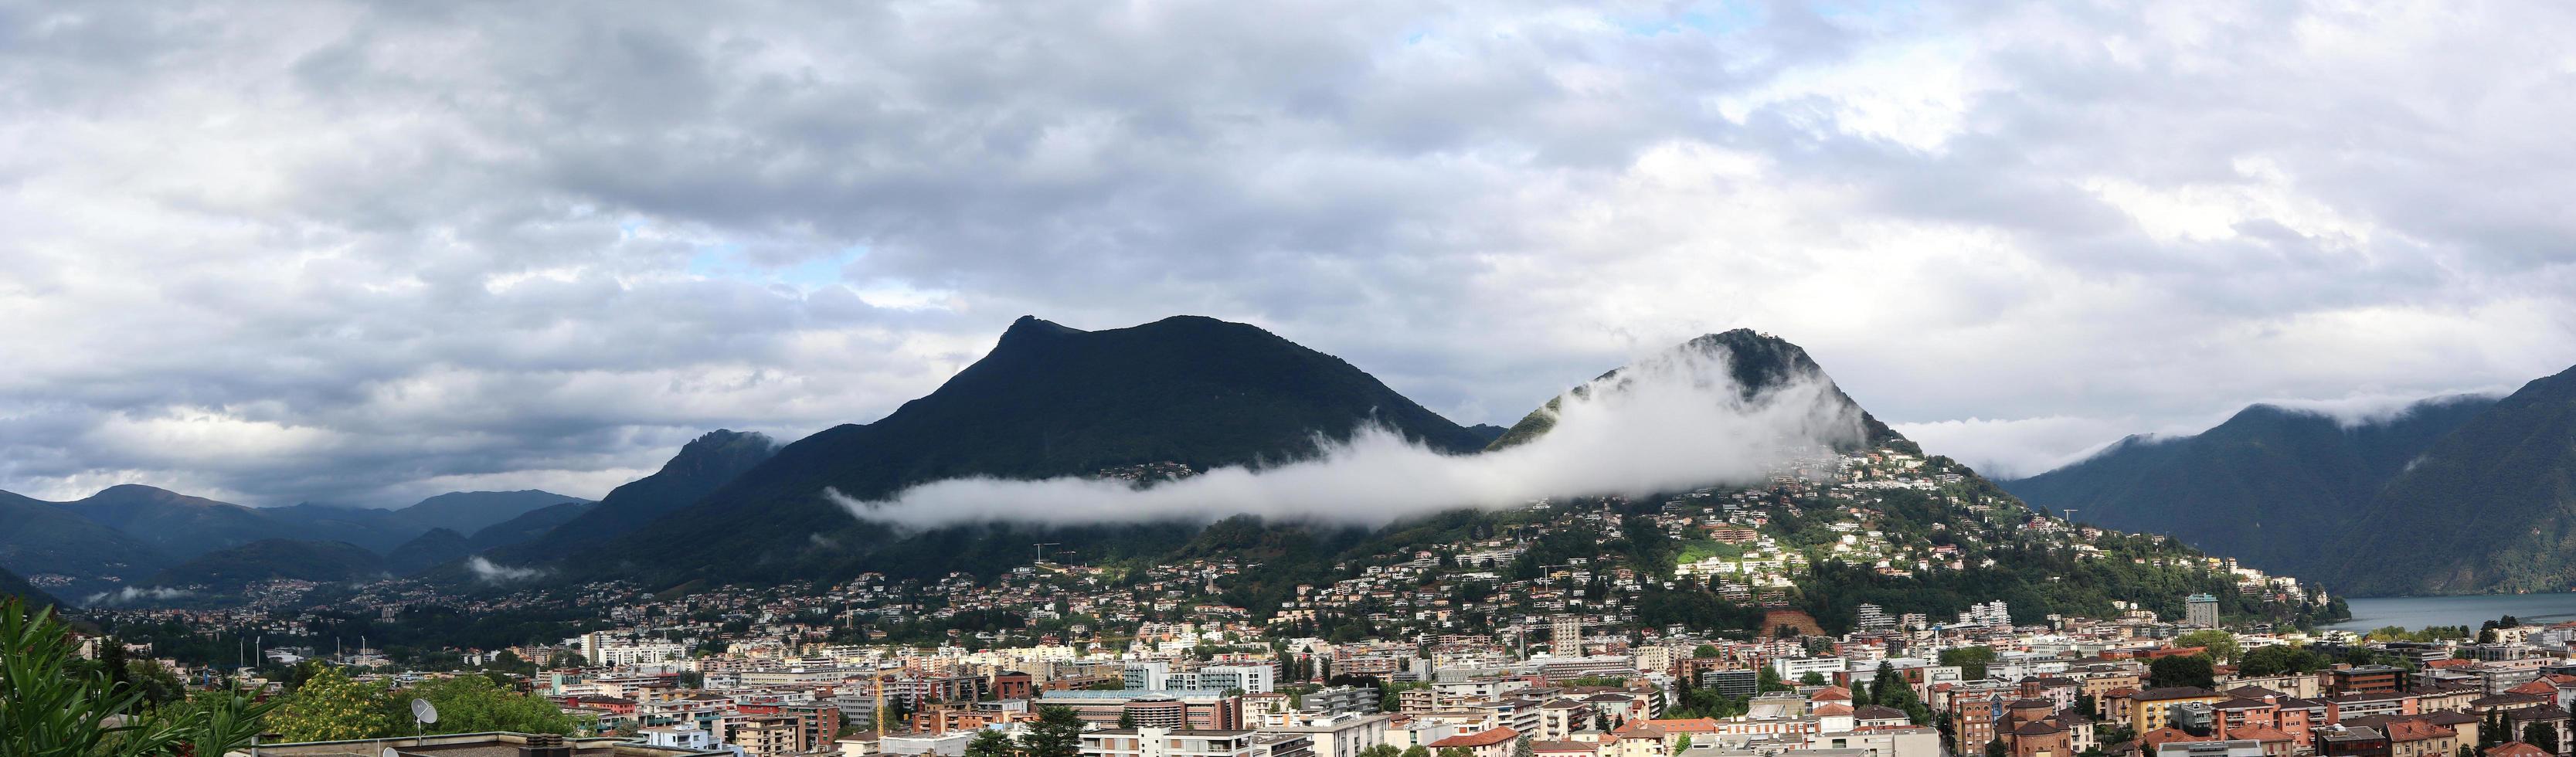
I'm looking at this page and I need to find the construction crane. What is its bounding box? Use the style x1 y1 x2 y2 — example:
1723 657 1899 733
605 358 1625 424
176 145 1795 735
1032 542 1061 562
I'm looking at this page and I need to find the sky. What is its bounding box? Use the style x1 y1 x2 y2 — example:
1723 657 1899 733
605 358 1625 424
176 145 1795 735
4 0 2573 507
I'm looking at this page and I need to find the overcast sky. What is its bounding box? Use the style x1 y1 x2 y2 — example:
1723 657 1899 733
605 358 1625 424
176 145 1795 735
5 1 2573 507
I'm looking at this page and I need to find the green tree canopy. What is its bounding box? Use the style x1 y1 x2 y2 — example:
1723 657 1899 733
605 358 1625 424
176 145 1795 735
2173 630 2241 664
2237 644 2330 677
967 727 1018 757
1939 647 1996 681
1021 705 1085 757
270 664 399 742
2146 656 2215 689
405 674 583 735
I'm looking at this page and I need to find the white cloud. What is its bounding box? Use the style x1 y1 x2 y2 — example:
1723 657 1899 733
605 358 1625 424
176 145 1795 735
80 586 193 607
464 556 545 584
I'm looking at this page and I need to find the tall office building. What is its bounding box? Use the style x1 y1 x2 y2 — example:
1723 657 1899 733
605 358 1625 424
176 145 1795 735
2186 594 2219 627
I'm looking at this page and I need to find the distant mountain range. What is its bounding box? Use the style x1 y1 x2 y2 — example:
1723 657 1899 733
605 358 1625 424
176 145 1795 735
0 484 590 599
14 312 2556 607
2001 395 2497 583
146 538 388 595
2007 363 2576 596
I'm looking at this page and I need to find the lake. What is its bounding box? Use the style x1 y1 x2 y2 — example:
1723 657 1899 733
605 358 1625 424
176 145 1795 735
2329 593 2576 631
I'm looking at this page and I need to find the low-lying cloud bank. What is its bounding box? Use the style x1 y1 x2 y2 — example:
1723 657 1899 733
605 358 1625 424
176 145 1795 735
466 556 546 583
82 586 192 606
830 350 1864 528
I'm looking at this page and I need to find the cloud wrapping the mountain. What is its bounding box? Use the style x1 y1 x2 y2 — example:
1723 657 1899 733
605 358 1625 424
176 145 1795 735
830 351 1861 526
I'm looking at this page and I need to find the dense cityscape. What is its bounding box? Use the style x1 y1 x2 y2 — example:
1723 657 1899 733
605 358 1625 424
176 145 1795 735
29 445 2462 757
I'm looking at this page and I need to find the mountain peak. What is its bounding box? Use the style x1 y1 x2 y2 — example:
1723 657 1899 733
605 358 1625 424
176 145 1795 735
94 483 184 499
1000 314 1086 343
673 429 779 467
567 314 1488 587
1489 328 1909 453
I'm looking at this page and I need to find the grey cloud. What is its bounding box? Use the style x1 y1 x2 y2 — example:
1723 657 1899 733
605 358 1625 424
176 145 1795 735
2 0 2573 506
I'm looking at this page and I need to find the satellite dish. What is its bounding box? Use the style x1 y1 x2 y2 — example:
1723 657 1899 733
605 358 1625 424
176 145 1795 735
412 698 440 725
385 748 403 757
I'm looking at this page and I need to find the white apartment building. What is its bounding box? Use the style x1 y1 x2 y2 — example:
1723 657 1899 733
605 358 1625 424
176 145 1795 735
1081 728 1263 757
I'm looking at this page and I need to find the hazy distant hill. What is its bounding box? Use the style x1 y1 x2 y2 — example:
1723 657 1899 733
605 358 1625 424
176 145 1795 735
560 315 1491 588
0 565 66 609
471 431 776 572
387 528 474 574
146 538 386 594
2328 365 2576 595
464 501 595 552
2003 395 2496 581
0 489 172 594
0 482 583 592
53 484 285 559
387 490 590 535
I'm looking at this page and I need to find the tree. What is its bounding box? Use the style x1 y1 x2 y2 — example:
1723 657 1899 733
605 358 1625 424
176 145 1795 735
1694 644 1720 659
1676 735 1693 752
1119 711 1137 728
1515 735 1536 757
1865 663 1932 725
1021 705 1085 757
1940 647 1996 681
2173 630 2241 664
968 728 1018 757
2099 724 2138 747
1757 665 1790 693
121 658 188 708
2526 723 2561 755
2238 645 2328 677
1985 738 2008 757
269 664 399 742
406 674 583 735
2482 712 2513 748
1439 749 1475 757
1360 746 1403 757
1798 672 1826 687
1403 745 1432 757
2147 656 2214 689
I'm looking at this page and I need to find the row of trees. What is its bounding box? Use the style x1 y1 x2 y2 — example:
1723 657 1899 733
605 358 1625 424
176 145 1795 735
266 665 585 742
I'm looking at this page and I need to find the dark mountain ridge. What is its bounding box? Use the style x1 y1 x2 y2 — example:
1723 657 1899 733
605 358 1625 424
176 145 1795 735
471 430 777 570
2327 366 2576 595
0 489 173 596
554 314 1491 588
2002 394 2498 582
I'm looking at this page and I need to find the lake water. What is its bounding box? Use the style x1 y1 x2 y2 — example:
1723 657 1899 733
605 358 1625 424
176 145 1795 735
2329 593 2576 631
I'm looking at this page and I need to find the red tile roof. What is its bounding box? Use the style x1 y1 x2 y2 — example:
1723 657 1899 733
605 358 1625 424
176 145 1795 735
1430 727 1524 749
